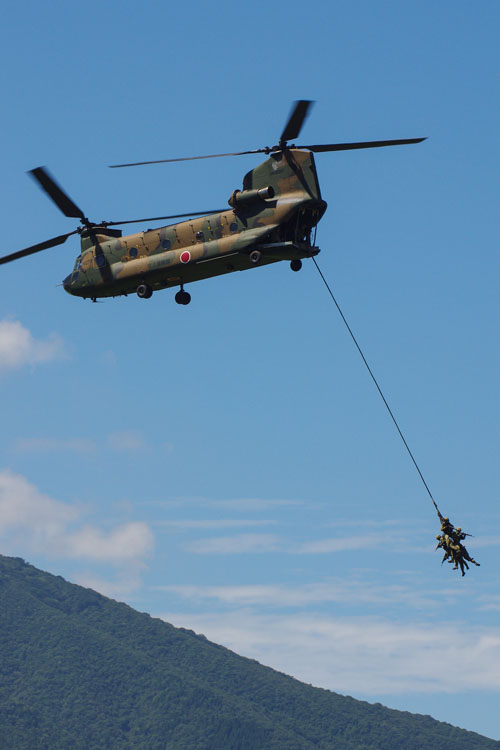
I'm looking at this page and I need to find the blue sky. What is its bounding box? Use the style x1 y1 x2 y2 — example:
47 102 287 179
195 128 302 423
1 0 500 741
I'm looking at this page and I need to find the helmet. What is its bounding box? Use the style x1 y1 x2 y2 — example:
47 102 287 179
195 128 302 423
443 517 449 522
436 535 441 540
456 527 461 532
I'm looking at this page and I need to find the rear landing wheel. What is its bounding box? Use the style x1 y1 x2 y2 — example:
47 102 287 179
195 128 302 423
290 259 302 272
137 283 153 299
175 290 191 305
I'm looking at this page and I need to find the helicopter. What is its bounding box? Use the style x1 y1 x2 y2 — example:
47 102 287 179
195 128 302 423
0 102 425 305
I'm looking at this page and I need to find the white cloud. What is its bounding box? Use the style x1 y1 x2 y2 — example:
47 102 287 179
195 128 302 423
107 430 147 453
160 519 277 530
207 499 305 511
0 469 153 569
156 580 445 610
187 533 281 554
295 534 386 554
471 536 500 549
0 468 78 538
12 431 166 457
159 610 500 695
477 594 500 611
13 437 96 454
63 522 153 562
181 528 408 557
152 497 305 511
327 519 412 529
0 319 65 373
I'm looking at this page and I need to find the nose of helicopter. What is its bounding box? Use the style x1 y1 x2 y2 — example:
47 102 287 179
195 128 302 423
62 274 75 295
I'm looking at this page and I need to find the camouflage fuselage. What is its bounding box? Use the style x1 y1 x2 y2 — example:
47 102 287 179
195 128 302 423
63 150 327 300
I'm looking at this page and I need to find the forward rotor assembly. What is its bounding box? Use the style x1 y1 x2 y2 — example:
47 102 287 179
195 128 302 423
0 167 225 266
109 100 426 168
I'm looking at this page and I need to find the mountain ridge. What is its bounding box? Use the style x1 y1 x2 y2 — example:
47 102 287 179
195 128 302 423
0 554 498 749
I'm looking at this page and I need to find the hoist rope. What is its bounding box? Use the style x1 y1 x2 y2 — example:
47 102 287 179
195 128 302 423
311 256 442 518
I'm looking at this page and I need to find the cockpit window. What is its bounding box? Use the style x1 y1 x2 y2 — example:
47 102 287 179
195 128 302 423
74 256 82 271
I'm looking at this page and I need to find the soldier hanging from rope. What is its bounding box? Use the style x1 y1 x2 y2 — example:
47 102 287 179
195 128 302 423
435 513 480 576
435 534 453 565
454 527 481 570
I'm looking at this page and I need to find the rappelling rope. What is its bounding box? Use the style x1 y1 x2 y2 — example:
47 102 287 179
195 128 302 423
312 256 442 519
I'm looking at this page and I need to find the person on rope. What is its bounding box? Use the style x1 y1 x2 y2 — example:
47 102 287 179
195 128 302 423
435 530 468 575
435 535 453 565
454 529 480 568
452 548 470 577
438 516 458 559
454 527 472 543
440 516 455 539
435 516 480 575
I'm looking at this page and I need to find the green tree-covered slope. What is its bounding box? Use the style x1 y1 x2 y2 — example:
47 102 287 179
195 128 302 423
0 555 498 750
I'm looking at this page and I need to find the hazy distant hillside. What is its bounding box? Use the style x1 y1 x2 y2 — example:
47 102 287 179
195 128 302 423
0 555 498 750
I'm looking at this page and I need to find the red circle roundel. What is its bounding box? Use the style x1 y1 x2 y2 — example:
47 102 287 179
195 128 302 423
180 251 191 264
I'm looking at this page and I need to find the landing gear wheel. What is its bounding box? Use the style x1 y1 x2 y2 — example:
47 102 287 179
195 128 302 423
137 283 153 299
249 250 262 264
175 290 191 305
290 259 302 272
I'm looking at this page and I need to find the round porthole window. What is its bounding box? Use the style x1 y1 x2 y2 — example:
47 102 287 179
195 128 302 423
162 239 171 250
95 254 106 268
229 222 238 233
129 247 138 258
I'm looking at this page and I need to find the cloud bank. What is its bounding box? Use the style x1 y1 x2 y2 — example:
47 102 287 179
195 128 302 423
0 319 64 373
187 533 281 554
0 469 153 592
158 579 448 610
160 609 500 696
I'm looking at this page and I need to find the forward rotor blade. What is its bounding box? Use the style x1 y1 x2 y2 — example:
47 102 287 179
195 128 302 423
280 100 314 144
109 149 268 168
29 167 87 221
298 137 426 153
0 230 78 266
105 209 228 227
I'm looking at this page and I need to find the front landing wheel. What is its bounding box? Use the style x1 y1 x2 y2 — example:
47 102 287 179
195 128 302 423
175 290 191 305
290 259 302 272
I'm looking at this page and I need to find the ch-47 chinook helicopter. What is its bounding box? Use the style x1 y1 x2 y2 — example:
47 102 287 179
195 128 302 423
0 102 425 305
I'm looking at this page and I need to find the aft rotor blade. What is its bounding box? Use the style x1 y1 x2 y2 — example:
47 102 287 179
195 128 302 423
29 167 87 221
109 149 268 168
105 209 228 226
280 100 314 143
0 230 78 266
299 137 426 153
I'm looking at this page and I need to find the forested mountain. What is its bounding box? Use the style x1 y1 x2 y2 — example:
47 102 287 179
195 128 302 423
0 554 497 750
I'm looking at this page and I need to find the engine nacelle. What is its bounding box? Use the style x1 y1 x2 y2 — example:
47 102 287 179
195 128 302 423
228 185 275 209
